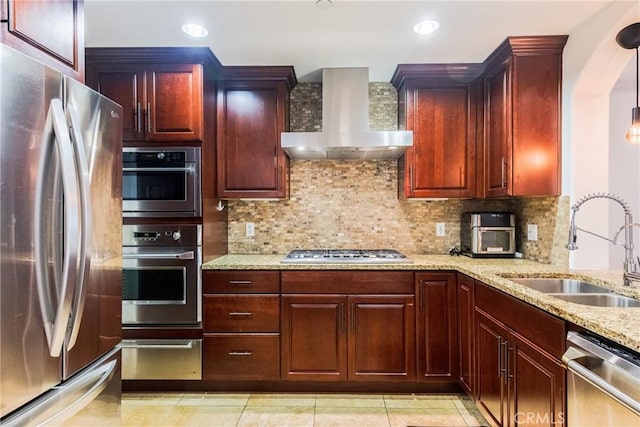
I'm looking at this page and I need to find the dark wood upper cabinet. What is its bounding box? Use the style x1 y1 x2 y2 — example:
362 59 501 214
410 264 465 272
86 59 203 143
216 67 296 199
1 0 84 81
482 35 568 197
392 64 482 198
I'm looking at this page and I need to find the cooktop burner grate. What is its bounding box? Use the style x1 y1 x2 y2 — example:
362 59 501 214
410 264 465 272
281 249 412 264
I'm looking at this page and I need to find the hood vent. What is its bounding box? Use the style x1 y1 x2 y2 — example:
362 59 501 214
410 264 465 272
281 68 413 160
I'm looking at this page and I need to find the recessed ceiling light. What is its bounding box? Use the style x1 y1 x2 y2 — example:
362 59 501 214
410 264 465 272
315 0 333 9
413 20 440 35
182 23 208 38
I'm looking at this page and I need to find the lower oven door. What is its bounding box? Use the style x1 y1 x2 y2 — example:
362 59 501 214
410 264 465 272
120 339 202 380
122 247 201 325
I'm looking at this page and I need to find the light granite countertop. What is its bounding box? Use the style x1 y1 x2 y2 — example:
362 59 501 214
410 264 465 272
203 254 640 353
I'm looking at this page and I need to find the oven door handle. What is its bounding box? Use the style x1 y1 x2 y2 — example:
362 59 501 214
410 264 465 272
123 251 195 260
123 167 193 173
119 341 194 350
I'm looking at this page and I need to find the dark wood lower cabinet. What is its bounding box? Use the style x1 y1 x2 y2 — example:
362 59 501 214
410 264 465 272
203 334 279 380
280 295 346 381
280 294 415 382
415 272 458 383
349 295 416 382
475 281 566 427
476 309 509 426
457 274 475 395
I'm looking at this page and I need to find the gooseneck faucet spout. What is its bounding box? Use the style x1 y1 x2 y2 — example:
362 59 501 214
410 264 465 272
566 193 638 286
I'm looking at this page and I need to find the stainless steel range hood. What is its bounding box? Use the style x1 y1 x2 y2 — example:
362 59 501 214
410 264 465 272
281 68 413 160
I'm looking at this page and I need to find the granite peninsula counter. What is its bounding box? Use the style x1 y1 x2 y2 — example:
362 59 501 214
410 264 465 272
203 254 640 353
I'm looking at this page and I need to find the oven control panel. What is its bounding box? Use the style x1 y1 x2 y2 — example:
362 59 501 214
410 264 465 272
123 225 201 247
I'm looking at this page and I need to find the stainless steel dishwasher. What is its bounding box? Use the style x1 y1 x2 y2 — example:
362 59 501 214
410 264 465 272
562 331 640 426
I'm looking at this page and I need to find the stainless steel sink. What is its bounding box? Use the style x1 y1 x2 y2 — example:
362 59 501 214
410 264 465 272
505 277 640 307
551 293 640 307
508 277 614 294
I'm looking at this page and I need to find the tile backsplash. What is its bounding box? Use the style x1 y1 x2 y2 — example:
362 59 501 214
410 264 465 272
226 82 569 266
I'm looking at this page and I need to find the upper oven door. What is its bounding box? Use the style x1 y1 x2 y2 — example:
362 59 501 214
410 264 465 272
122 247 201 326
122 147 201 217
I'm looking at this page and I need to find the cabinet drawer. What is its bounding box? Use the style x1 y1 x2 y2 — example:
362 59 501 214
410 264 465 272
204 295 279 332
281 271 414 294
475 281 565 358
203 270 280 293
203 334 279 380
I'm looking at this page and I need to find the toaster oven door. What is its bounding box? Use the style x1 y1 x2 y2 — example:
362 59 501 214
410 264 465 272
473 227 515 254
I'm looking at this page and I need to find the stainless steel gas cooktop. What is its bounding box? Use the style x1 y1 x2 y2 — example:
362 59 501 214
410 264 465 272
281 249 412 264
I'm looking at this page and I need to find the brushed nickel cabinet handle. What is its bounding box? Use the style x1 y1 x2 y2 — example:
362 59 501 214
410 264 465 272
136 102 142 133
146 101 151 134
229 280 253 286
228 351 253 356
229 312 252 316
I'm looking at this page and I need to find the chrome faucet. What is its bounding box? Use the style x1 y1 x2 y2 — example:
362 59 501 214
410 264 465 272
566 192 640 286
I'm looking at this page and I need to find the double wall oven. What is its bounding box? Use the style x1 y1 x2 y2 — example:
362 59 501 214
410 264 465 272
121 146 204 381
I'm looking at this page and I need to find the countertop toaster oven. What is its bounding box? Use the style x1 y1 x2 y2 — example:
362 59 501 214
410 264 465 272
460 212 516 257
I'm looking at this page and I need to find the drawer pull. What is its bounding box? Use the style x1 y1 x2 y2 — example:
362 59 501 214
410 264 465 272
229 280 253 286
228 351 253 356
229 312 252 316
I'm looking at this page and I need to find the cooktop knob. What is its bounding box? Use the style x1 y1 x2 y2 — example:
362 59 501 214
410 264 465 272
172 231 181 241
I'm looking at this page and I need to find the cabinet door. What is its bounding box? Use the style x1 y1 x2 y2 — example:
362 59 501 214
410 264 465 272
475 309 508 427
415 273 457 382
510 54 562 196
281 295 347 381
217 81 288 198
457 274 475 395
146 63 203 142
507 333 565 427
85 64 146 141
404 85 476 198
484 59 512 198
348 295 415 382
2 0 83 80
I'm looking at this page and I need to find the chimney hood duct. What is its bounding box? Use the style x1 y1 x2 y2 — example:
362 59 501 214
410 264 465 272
281 68 413 160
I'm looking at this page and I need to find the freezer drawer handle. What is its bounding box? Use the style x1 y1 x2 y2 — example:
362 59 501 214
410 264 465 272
123 251 195 260
1 358 117 427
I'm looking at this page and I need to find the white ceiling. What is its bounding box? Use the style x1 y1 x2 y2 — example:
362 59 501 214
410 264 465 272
84 0 637 83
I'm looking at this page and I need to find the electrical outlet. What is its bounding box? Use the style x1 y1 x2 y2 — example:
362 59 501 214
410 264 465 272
527 224 538 241
245 223 255 237
436 222 446 237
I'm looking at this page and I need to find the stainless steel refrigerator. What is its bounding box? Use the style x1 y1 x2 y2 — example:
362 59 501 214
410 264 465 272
1 44 122 426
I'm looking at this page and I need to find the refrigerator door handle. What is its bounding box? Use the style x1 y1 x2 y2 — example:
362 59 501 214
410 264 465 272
34 98 81 357
64 104 93 350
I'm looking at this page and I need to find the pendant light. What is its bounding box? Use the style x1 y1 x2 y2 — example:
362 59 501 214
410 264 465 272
616 23 640 144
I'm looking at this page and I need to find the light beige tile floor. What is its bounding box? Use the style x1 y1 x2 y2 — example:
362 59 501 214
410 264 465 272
120 392 489 426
